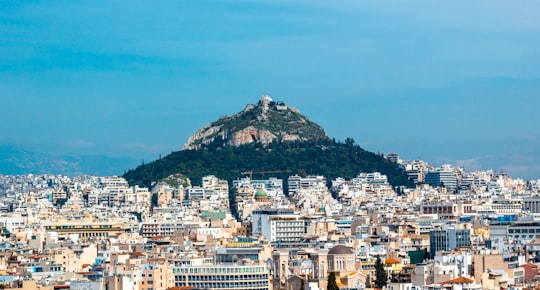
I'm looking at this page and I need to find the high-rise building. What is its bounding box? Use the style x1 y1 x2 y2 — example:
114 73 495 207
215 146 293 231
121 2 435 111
429 224 471 258
425 169 458 193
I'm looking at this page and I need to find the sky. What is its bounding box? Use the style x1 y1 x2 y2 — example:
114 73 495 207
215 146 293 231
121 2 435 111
1 1 540 179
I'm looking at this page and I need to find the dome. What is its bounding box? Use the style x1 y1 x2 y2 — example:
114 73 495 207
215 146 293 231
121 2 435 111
328 245 353 255
254 189 268 198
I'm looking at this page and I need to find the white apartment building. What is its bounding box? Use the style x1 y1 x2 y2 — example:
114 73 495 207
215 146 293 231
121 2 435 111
252 209 308 242
288 175 326 196
172 263 270 290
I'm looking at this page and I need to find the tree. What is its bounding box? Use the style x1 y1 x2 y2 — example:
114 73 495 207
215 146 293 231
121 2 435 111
327 272 340 290
300 277 305 290
374 256 388 289
151 193 158 208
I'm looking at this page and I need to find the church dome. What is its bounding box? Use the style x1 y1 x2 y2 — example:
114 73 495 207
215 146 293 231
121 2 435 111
328 245 353 255
254 189 268 198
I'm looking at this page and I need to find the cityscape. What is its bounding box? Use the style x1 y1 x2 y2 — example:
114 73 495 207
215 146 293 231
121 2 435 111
2 1 540 290
1 135 540 289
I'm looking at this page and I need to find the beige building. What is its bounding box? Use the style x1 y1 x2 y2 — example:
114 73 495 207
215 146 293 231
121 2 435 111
472 254 525 287
273 245 365 290
105 255 171 290
50 245 98 272
43 220 131 239
327 245 366 289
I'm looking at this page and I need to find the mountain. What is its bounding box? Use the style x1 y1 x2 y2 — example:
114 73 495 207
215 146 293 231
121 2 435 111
182 96 328 150
124 98 414 189
124 140 414 189
0 144 139 176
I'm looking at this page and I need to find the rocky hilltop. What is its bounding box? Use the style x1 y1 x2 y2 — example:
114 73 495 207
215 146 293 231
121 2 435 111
182 95 328 150
124 96 414 189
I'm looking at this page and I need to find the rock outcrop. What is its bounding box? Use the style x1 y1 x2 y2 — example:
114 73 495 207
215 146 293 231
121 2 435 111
182 95 328 150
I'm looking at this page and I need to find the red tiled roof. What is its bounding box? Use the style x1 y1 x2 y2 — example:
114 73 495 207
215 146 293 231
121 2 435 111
440 276 474 285
385 258 400 264
130 251 146 257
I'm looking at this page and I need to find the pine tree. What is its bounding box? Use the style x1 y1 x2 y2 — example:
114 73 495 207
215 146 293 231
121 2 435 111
327 272 340 290
374 256 388 289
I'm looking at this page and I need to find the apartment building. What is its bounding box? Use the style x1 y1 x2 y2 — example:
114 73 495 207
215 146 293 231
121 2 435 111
43 221 131 238
171 263 270 290
252 209 309 243
429 224 471 258
425 168 458 193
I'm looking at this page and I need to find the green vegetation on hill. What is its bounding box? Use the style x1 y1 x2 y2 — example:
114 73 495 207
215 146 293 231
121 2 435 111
123 138 414 189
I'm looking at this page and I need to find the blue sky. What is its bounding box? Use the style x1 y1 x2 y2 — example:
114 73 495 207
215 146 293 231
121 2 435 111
1 1 540 179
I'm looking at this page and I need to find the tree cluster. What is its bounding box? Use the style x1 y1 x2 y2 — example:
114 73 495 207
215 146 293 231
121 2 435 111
123 139 414 190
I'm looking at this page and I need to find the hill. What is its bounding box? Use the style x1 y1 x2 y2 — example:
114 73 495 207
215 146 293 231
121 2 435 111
124 139 413 189
182 95 328 150
124 96 414 189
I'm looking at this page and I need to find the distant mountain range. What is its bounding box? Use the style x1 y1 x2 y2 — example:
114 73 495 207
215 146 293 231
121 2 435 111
0 144 139 176
124 97 414 188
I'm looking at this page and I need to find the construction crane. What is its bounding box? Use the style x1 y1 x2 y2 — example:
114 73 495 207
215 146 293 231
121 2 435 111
241 170 291 181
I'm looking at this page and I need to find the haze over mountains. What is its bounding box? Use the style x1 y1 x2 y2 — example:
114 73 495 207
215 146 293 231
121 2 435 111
0 144 139 176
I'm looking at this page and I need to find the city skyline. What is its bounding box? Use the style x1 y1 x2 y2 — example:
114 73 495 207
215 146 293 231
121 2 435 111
2 1 540 179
